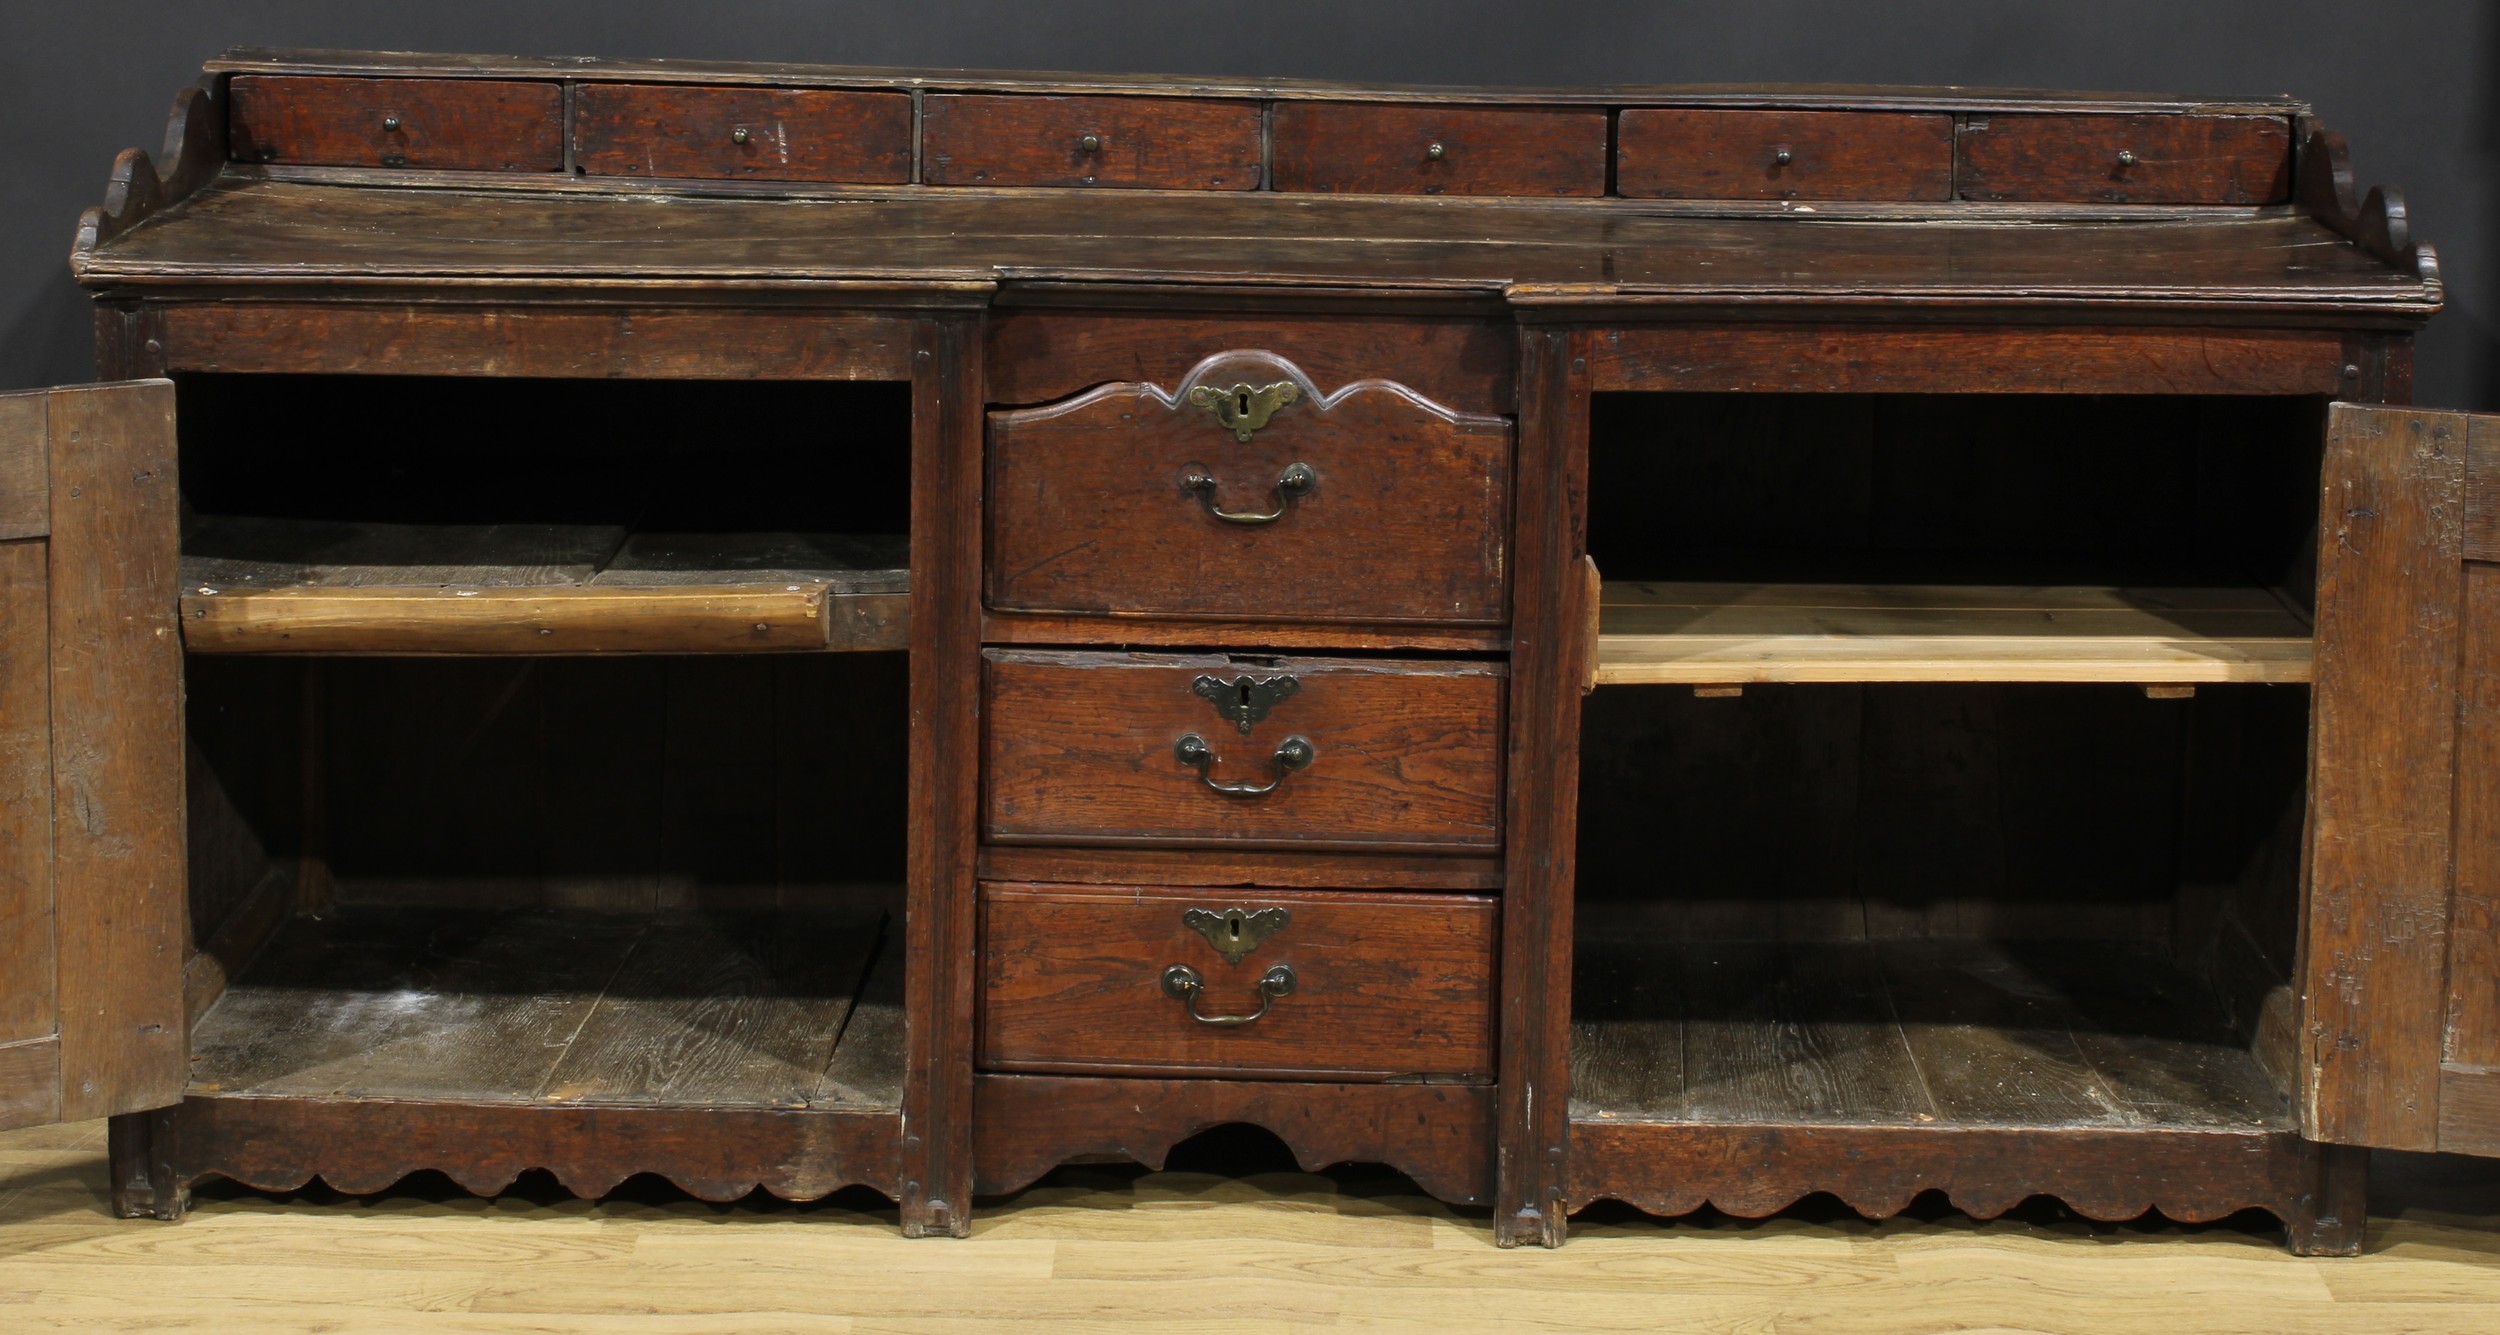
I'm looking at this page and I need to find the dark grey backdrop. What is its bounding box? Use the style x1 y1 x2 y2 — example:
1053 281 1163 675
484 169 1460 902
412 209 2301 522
3 1 2493 407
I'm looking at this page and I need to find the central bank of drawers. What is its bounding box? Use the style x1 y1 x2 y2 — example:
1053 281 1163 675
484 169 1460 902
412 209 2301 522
976 346 1512 1082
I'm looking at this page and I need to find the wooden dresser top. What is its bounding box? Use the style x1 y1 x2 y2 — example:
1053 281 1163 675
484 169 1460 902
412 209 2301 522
69 51 2438 324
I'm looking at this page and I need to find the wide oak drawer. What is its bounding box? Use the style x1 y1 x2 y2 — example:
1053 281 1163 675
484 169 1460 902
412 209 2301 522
572 84 912 182
922 94 1262 189
1957 113 2293 204
228 75 563 172
1617 109 1953 201
1270 103 1607 196
988 352 1512 625
979 882 1499 1081
983 650 1505 851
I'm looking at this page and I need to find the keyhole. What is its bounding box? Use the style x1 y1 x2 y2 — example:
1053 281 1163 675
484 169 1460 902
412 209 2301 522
1237 680 1254 711
1236 390 1251 416
1226 910 1246 945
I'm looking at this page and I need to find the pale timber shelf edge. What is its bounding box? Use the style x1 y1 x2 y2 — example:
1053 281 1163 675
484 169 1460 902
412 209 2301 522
1593 581 2315 686
179 517 909 655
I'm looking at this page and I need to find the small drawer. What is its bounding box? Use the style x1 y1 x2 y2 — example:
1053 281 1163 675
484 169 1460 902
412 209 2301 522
987 351 1511 625
1958 113 2293 204
983 649 1505 851
922 94 1262 189
1270 102 1607 196
980 882 1499 1081
1617 109 1953 201
572 84 912 183
228 75 563 172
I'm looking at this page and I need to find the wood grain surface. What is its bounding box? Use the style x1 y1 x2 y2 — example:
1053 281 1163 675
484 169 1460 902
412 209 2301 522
573 83 911 182
45 383 185 1123
987 353 1512 625
76 183 2434 321
0 539 49 1059
984 312 1514 415
12 1116 2500 1331
1594 582 2316 685
976 845 1503 892
159 304 917 380
2468 415 2499 561
1568 1122 2364 1253
921 94 1261 189
982 650 1505 851
1586 324 2352 396
228 75 563 172
1959 113 2294 204
1270 103 1606 196
1617 109 1953 201
1491 327 1589 1248
2442 561 2500 1148
900 312 987 1238
186 907 894 1110
973 1074 1494 1205
0 394 45 539
177 520 910 655
2305 404 2467 1151
979 882 1497 1081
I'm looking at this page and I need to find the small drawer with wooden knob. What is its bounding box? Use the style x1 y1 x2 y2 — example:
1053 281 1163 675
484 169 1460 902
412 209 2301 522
1957 113 2294 204
982 649 1505 852
986 349 1513 626
920 93 1262 189
978 882 1499 1081
1270 102 1607 195
572 84 912 183
228 75 564 172
1617 109 1953 201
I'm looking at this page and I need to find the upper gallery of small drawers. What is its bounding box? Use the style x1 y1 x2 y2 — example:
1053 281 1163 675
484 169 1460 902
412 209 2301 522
921 94 1262 189
220 74 2300 206
573 84 912 183
986 351 1513 627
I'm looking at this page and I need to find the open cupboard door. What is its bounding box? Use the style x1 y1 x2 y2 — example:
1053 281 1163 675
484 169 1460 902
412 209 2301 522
2304 402 2500 1155
0 380 185 1132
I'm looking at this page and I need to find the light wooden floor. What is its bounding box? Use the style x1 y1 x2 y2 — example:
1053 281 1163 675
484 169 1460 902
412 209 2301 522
3 1120 2496 1333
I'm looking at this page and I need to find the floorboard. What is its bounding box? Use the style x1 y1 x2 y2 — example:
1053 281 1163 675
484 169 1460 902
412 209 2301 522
188 907 899 1111
1570 938 2291 1131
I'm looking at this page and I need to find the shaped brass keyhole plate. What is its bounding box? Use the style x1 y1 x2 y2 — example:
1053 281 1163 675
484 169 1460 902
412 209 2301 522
1182 906 1290 965
1192 672 1298 735
1186 380 1300 441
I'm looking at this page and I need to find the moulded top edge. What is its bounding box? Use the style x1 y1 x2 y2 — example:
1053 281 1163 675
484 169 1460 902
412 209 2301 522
201 48 2310 116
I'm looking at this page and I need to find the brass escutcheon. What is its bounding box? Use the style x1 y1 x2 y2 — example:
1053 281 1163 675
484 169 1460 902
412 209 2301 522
1192 672 1299 735
1182 906 1290 964
1186 380 1301 441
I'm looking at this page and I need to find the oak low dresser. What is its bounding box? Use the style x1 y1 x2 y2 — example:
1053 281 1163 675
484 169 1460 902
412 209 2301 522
2 49 2493 1255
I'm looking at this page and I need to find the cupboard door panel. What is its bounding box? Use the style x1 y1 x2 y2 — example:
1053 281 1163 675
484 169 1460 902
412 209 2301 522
0 381 186 1131
2304 403 2466 1151
2446 423 2500 1156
